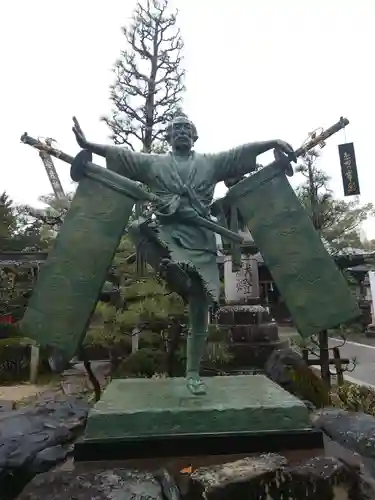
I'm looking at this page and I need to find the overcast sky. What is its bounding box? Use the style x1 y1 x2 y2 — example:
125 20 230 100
1 0 375 236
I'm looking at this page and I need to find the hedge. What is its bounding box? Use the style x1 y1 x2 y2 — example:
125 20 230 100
0 338 32 383
0 338 51 383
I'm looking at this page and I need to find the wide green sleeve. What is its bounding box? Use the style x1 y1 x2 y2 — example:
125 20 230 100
210 144 258 183
106 146 153 185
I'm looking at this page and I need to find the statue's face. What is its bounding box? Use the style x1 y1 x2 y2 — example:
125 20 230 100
168 117 195 151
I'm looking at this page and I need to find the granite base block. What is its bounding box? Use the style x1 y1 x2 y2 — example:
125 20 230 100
75 375 322 461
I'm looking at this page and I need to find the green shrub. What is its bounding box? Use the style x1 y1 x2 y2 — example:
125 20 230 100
0 323 21 339
114 348 167 378
174 325 233 372
0 337 52 383
139 329 163 349
0 338 31 383
207 324 227 342
0 337 30 347
206 325 233 366
285 364 331 408
331 382 375 415
83 327 132 360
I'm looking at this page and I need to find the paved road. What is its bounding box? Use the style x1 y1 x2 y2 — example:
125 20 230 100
279 327 375 387
328 336 375 386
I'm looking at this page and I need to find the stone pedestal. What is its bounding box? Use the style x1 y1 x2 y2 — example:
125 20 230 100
217 303 288 368
219 254 287 369
75 375 322 461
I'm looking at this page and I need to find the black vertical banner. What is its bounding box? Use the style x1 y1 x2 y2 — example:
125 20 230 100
338 142 360 196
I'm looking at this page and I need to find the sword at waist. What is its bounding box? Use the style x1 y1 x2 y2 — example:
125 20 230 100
72 149 245 245
156 210 244 243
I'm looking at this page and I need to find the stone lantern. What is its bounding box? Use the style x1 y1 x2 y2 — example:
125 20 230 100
216 230 288 369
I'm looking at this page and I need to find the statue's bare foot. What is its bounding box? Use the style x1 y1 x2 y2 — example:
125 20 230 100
187 375 206 396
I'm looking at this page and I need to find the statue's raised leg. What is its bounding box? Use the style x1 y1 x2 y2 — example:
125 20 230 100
127 220 192 301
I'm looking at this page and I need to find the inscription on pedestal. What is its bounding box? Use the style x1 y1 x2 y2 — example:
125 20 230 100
224 255 253 302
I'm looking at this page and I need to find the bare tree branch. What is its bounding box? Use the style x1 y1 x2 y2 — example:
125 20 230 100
102 0 185 152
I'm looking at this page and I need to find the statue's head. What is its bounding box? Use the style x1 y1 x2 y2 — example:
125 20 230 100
165 111 198 153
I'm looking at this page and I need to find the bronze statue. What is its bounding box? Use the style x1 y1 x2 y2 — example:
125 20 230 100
20 116 360 397
72 112 296 395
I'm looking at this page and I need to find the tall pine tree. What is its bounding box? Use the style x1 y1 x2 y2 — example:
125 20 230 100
102 0 185 152
296 152 375 254
0 192 18 251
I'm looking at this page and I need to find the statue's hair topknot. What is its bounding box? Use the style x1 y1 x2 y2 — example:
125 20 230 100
172 109 189 120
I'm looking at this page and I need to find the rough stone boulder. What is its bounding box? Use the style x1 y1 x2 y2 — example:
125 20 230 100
15 454 365 500
0 395 90 500
314 408 375 479
264 347 330 408
17 468 165 500
0 400 15 411
188 454 359 499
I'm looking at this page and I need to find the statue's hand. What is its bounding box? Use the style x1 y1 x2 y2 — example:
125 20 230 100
72 124 88 149
273 140 297 163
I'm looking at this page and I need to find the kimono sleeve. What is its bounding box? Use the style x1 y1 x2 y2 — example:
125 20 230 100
106 146 152 185
211 144 258 183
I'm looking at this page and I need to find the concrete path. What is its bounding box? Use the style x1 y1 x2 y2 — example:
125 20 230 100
328 336 375 387
279 326 375 387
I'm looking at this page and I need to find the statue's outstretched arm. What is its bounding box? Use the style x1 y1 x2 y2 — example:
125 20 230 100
72 123 152 184
82 142 107 158
72 120 109 158
212 139 296 183
105 146 153 184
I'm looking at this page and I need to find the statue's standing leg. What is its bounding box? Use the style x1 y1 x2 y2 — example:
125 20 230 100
186 285 209 396
128 220 210 395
